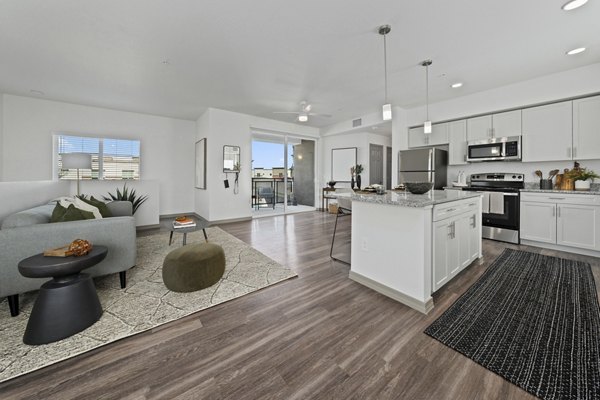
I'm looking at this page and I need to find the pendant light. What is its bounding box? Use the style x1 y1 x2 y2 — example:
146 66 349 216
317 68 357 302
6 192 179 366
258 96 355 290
379 25 392 121
421 60 433 134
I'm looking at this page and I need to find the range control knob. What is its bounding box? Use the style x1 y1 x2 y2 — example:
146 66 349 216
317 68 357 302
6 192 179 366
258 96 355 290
512 175 516 179
518 175 523 179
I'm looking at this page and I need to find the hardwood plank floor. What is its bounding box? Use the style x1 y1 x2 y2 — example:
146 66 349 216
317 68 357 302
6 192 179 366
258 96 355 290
1 211 598 399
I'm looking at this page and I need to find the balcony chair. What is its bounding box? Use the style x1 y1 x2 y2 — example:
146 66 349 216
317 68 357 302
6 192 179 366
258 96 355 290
256 187 276 210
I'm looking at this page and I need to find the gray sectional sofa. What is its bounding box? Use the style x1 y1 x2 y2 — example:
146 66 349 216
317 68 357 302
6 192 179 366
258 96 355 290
0 200 137 316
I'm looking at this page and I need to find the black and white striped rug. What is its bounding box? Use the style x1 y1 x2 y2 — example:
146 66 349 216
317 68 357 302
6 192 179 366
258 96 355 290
425 249 600 400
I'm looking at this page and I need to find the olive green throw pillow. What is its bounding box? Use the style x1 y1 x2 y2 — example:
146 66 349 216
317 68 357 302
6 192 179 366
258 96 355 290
79 196 112 217
51 203 96 222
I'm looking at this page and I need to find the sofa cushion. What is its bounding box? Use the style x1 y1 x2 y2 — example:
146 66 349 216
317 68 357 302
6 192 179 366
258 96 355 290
51 203 95 222
1 204 55 229
79 196 112 218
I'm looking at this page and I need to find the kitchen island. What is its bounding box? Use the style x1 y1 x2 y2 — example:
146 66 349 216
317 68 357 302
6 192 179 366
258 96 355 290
349 190 482 314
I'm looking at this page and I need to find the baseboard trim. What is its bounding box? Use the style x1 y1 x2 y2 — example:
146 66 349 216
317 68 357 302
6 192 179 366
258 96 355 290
521 239 600 258
349 270 434 314
210 216 253 225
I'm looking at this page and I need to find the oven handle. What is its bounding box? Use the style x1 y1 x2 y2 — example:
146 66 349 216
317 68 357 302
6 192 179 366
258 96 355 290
472 191 519 197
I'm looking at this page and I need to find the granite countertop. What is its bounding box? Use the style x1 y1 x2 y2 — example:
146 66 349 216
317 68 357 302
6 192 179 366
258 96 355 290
520 188 600 195
350 189 482 208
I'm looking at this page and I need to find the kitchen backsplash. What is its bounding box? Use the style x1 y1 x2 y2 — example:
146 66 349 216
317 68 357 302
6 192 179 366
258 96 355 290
448 159 600 185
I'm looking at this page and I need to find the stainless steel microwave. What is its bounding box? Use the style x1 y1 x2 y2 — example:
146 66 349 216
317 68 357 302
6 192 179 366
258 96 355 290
467 136 521 162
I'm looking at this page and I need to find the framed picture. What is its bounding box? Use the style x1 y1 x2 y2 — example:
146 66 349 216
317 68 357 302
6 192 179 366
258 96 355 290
331 147 357 182
195 138 207 189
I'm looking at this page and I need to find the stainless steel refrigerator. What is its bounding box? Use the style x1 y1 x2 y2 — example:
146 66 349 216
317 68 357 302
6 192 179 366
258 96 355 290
398 148 448 189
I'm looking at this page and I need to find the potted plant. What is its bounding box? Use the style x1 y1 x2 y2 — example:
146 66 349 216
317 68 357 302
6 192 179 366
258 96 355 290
566 163 600 191
354 164 364 190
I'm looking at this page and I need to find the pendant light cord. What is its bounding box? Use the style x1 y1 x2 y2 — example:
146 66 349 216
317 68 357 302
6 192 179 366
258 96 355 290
383 33 388 104
425 63 429 120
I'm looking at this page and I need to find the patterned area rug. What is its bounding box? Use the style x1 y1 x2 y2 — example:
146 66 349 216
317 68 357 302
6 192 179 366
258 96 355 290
425 249 600 400
0 227 296 383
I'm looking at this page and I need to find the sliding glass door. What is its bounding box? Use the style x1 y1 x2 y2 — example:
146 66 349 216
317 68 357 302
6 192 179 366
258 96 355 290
251 133 315 216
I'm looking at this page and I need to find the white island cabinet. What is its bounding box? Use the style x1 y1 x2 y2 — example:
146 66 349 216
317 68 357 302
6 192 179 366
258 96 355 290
349 190 482 314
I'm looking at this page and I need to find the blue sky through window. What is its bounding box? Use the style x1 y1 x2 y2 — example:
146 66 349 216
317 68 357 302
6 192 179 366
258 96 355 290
252 140 294 169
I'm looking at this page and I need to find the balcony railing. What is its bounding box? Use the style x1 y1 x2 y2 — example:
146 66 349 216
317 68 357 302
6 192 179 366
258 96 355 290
252 177 296 208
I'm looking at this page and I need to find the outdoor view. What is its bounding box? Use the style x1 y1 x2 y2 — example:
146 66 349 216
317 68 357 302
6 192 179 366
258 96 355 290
251 138 314 213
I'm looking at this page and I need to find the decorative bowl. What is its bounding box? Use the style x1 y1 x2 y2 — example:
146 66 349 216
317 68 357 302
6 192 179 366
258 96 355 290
405 181 433 194
327 181 337 188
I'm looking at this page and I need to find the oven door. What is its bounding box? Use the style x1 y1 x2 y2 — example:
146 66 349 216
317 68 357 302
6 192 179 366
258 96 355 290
480 192 520 230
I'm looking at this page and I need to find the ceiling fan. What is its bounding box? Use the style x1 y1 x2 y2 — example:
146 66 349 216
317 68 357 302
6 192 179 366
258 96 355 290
272 101 331 122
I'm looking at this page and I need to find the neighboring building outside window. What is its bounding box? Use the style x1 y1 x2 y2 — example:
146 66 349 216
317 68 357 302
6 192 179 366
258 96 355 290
56 134 141 180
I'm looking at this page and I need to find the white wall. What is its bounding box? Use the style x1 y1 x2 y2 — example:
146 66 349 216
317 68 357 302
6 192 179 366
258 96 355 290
1 95 197 217
395 62 600 185
195 108 319 222
322 130 391 189
0 180 70 223
0 94 3 180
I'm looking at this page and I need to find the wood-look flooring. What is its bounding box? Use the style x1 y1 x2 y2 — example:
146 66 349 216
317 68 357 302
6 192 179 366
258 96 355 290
1 211 599 399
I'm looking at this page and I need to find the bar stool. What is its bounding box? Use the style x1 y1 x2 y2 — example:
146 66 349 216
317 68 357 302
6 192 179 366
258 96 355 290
330 193 352 265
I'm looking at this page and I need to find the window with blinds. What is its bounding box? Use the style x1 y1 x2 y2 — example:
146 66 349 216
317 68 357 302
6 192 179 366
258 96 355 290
57 134 140 180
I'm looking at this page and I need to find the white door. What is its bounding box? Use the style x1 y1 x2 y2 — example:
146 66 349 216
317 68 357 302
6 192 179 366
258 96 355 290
492 110 521 138
520 202 556 243
467 115 492 141
430 123 449 145
556 204 600 250
573 96 600 160
456 214 472 271
408 127 427 148
522 101 573 162
448 120 467 165
467 210 480 262
433 220 451 291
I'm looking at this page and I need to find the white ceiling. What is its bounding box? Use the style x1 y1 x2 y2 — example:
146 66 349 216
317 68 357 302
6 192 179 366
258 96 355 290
0 0 599 127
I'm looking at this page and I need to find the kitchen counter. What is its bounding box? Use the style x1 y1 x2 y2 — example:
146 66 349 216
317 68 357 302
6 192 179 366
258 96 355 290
520 188 600 195
351 190 482 208
349 193 482 314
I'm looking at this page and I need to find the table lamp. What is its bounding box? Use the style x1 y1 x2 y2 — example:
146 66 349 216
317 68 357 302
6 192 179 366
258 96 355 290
61 152 92 196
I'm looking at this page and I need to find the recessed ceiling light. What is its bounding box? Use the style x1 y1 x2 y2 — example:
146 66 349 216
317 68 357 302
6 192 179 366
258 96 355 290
562 0 588 11
29 89 45 96
451 82 463 88
566 47 586 55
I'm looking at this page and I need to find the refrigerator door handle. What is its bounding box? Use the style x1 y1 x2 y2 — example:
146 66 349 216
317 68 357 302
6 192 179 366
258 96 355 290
428 148 433 172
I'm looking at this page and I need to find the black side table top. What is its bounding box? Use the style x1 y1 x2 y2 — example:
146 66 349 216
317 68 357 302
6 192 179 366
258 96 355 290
18 246 108 279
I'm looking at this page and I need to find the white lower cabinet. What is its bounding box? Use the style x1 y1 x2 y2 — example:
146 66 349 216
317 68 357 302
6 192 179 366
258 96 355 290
433 202 480 292
520 202 557 243
520 193 600 253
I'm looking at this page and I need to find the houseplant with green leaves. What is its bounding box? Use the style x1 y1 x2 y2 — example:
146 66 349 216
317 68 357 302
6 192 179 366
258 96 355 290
103 184 149 214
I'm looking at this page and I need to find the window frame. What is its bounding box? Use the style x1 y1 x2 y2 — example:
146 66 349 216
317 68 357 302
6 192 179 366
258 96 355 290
53 132 141 181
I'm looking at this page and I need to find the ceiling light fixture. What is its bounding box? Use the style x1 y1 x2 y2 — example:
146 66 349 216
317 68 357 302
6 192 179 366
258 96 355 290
379 25 392 121
451 82 463 88
562 0 588 10
422 60 433 134
566 47 586 55
298 114 308 122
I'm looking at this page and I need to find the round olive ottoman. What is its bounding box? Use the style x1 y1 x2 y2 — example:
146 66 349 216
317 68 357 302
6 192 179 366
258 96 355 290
162 243 225 292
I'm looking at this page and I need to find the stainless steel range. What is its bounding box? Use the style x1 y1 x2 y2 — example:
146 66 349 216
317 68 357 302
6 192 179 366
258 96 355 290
461 173 524 244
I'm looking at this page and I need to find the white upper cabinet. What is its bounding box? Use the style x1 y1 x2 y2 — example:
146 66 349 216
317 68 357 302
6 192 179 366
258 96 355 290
573 95 600 160
448 120 467 165
522 101 572 162
408 123 449 148
492 110 522 138
466 115 492 141
467 110 521 141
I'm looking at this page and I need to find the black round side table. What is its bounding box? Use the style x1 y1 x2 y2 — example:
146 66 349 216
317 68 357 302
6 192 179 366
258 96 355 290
18 246 108 345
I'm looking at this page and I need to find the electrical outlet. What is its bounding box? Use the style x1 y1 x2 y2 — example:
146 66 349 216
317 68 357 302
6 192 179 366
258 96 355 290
361 238 368 251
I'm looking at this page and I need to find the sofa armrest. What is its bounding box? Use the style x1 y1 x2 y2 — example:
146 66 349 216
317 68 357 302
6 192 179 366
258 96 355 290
107 201 133 217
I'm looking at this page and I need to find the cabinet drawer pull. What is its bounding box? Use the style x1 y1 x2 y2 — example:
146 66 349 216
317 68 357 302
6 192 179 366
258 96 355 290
445 208 456 212
468 203 476 207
